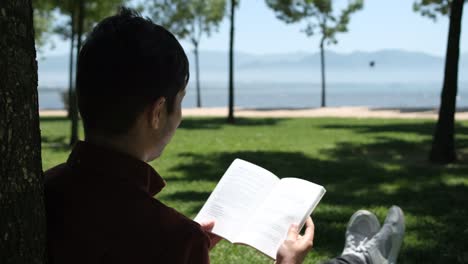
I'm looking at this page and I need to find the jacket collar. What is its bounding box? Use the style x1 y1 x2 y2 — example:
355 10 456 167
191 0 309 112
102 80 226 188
67 141 166 196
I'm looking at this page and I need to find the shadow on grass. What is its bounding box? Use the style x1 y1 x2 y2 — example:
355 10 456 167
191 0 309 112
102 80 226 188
369 107 439 113
40 116 70 150
179 117 283 130
321 121 468 143
41 135 69 151
40 116 68 122
369 107 468 114
40 117 82 151
163 190 211 202
167 136 468 262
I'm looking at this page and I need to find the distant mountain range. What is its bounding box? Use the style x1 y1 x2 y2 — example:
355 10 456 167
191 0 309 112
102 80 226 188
38 49 468 87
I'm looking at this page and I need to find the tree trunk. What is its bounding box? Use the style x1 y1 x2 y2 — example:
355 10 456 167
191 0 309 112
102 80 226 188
227 0 236 123
429 0 464 164
194 43 202 108
67 8 76 118
0 1 46 263
70 0 85 146
320 38 326 108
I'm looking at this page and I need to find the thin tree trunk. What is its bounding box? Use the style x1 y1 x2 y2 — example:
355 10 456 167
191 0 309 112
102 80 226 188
320 38 326 108
68 8 76 118
194 43 202 108
227 0 236 123
0 1 46 263
70 0 85 146
429 0 464 164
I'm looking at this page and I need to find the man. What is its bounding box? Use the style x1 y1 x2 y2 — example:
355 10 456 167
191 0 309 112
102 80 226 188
44 7 404 264
44 7 313 264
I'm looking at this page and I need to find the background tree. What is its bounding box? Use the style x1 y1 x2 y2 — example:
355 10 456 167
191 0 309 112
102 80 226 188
414 0 466 164
0 1 46 263
227 0 238 123
68 0 85 147
266 0 363 107
60 0 128 146
148 0 226 108
34 0 128 146
32 0 55 53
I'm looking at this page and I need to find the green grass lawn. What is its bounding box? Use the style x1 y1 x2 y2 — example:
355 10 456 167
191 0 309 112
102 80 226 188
40 117 468 263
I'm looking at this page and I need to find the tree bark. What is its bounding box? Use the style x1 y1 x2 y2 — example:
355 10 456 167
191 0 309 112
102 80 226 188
194 42 202 108
0 1 46 263
67 7 76 118
429 0 464 164
227 0 236 123
70 0 85 146
320 38 326 108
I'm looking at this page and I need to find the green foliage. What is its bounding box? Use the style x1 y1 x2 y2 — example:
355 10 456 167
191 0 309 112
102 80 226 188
147 0 226 46
265 0 363 44
413 0 451 20
32 0 56 51
414 0 467 20
33 0 128 45
53 0 129 39
41 116 468 263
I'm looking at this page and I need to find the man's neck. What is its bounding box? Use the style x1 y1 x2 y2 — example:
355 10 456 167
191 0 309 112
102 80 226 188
85 132 148 162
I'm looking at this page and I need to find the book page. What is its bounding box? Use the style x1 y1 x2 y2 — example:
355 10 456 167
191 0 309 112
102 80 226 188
194 159 279 242
235 178 326 259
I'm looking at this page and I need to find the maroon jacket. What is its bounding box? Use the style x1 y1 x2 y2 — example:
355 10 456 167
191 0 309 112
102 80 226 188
44 141 211 264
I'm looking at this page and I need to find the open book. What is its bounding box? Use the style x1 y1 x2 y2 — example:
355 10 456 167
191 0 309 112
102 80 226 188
194 159 326 259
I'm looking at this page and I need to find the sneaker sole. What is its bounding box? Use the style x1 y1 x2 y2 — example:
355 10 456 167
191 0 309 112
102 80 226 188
346 210 381 234
387 206 405 264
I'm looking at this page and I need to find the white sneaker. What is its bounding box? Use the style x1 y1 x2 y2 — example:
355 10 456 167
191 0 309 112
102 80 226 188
342 210 381 261
361 206 405 264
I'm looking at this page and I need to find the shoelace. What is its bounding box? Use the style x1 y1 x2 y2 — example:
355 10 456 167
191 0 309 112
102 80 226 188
356 224 393 253
345 234 369 252
356 237 370 252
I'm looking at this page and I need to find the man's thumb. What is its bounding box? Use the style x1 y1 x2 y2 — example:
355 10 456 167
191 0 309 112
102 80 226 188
286 224 299 241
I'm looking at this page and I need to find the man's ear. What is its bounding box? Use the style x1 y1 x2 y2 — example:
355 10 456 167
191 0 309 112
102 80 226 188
149 97 166 129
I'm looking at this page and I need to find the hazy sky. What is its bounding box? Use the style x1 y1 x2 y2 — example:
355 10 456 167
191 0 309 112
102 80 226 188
43 0 468 57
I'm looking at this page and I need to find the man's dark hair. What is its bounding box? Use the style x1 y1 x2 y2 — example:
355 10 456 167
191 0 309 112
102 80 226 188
77 7 189 136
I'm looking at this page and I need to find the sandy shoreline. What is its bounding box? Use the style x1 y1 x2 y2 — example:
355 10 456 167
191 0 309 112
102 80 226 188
39 106 468 120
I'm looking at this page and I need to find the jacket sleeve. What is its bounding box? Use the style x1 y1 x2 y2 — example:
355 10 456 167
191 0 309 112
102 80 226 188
171 228 211 264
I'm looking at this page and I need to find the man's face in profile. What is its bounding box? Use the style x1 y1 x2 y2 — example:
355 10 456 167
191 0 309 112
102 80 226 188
147 87 187 161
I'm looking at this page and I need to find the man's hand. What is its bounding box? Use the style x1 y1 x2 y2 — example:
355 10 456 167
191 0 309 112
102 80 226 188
199 221 223 250
276 217 315 264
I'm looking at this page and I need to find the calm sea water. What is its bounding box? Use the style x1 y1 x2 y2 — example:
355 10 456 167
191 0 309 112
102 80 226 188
38 81 468 110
